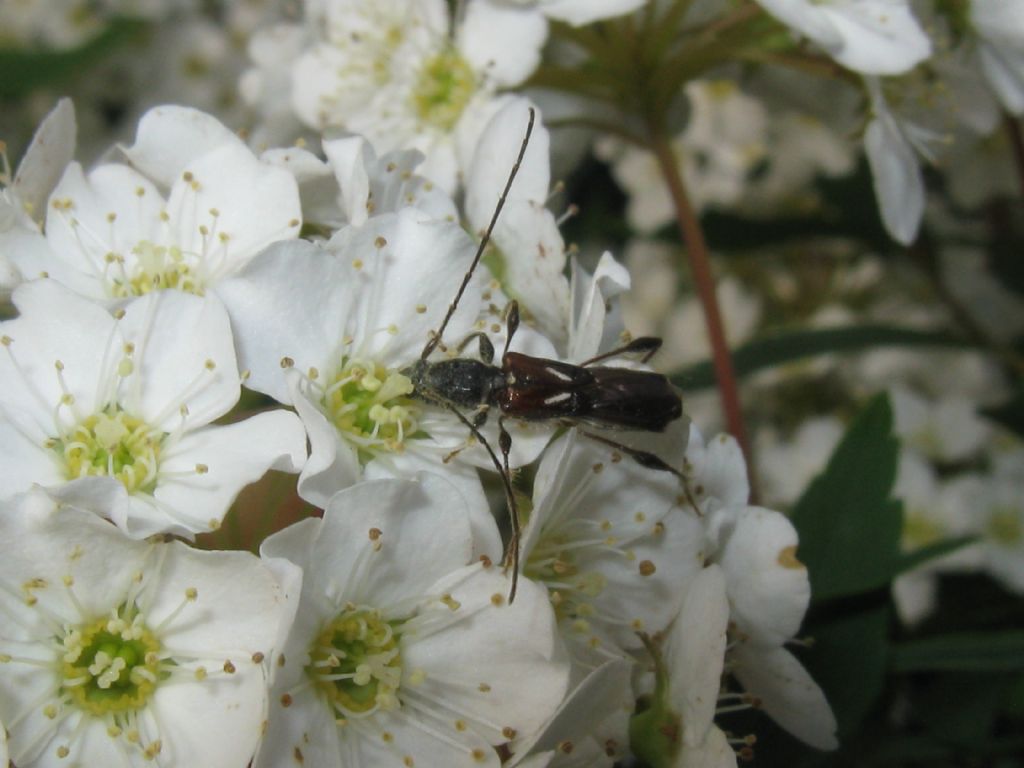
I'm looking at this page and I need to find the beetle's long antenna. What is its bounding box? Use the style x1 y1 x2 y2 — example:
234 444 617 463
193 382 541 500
421 107 536 361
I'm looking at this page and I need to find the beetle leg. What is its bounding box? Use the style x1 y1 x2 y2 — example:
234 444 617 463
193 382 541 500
578 429 702 515
455 331 495 364
578 336 663 367
502 301 520 360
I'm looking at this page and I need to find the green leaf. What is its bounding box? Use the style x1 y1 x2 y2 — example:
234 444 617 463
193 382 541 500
896 535 978 574
790 394 901 601
891 631 1024 672
0 19 148 100
674 326 970 390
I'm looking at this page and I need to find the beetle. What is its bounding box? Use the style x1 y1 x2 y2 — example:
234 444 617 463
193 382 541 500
402 108 690 601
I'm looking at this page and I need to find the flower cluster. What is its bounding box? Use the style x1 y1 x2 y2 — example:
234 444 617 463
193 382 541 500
3 0 1022 766
0 90 834 768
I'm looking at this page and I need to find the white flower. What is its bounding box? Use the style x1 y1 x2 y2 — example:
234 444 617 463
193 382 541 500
465 98 571 346
521 431 705 667
945 459 1024 594
601 81 768 234
754 0 931 75
889 384 991 463
256 474 570 768
262 133 457 230
284 0 548 192
971 0 1024 115
12 105 302 301
689 432 837 750
755 417 844 508
0 491 297 768
0 280 307 538
891 448 981 624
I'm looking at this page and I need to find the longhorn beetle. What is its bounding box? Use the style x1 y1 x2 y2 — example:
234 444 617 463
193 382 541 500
402 108 691 602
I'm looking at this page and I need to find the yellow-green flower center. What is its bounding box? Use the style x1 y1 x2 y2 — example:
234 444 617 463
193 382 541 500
61 606 163 716
526 531 608 623
325 358 418 453
56 406 165 494
412 48 476 130
988 505 1022 545
307 607 403 717
109 240 203 297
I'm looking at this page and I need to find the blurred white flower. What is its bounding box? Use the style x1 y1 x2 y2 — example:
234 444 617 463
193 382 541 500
889 384 991 464
970 0 1024 115
891 448 981 624
0 491 296 768
0 280 307 538
755 0 931 75
256 474 569 768
755 416 844 508
274 0 547 192
601 81 768 234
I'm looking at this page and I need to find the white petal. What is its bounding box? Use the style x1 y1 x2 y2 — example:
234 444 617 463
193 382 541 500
0 420 66 497
568 252 631 363
864 97 924 245
330 209 482 364
290 373 362 507
4 280 117 423
513 658 633 762
466 97 550 229
673 725 738 768
140 409 307 538
458 1 547 87
709 506 810 645
306 474 476 608
823 1 931 75
214 240 354 404
402 567 569 745
149 673 268 768
152 543 290 654
12 97 76 226
122 105 244 188
164 141 302 273
732 644 838 750
666 565 729 747
365 450 503 563
118 291 240 430
541 0 647 26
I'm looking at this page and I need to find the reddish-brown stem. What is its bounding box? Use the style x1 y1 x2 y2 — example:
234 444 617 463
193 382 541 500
1006 114 1024 202
648 132 754 491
